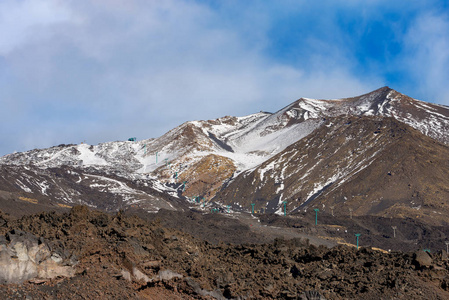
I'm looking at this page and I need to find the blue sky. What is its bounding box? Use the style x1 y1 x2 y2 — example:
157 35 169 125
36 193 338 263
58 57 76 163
1 0 449 156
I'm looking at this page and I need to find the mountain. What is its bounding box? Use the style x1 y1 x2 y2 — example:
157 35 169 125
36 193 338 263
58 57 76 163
214 115 449 225
0 164 188 217
1 87 449 223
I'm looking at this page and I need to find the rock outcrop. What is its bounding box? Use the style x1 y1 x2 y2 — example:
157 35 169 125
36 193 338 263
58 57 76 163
0 230 75 284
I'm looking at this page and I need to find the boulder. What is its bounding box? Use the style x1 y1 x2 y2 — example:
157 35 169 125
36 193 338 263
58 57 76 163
413 250 432 269
0 231 76 284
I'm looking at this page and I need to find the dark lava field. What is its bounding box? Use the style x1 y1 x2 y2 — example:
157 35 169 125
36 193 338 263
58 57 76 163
1 206 449 299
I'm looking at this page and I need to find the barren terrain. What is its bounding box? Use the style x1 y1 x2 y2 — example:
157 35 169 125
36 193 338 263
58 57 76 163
1 207 449 299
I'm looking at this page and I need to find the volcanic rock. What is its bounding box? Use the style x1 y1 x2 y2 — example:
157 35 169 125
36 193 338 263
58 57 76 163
413 250 433 269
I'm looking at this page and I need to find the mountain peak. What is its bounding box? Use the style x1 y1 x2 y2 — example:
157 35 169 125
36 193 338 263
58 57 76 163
1 87 449 227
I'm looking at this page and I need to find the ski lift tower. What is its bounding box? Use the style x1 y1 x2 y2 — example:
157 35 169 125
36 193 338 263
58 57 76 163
355 233 361 250
141 144 147 155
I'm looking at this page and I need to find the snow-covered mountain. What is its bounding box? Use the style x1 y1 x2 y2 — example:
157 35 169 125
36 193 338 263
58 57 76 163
1 87 449 222
3 87 448 172
215 115 449 224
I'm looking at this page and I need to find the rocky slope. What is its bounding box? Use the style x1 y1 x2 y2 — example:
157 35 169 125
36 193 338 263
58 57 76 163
0 164 187 218
213 115 449 225
1 207 449 299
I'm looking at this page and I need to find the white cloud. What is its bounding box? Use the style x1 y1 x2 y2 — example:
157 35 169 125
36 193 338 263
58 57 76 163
0 1 387 155
402 12 449 104
0 0 75 55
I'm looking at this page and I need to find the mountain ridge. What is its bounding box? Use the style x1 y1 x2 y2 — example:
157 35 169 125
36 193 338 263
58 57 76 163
1 87 449 224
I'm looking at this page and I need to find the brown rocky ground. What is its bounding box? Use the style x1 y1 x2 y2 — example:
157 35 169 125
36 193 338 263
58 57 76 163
258 212 449 253
178 154 237 200
1 207 449 299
